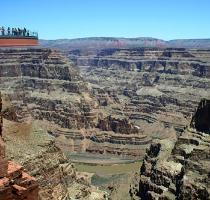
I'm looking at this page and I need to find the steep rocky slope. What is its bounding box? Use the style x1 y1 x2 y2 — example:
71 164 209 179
1 92 106 200
3 119 106 200
0 93 39 200
131 99 210 200
68 47 210 141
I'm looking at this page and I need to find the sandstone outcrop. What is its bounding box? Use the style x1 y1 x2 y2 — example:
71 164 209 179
131 99 210 200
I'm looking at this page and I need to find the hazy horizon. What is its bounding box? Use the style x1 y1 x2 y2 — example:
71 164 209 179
40 36 210 41
2 0 210 40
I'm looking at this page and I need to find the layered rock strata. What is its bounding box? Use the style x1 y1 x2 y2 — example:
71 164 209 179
132 99 210 200
0 47 151 159
2 99 106 199
2 47 210 160
68 48 210 138
0 93 39 200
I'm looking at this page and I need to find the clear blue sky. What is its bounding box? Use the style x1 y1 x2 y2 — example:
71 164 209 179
1 0 210 40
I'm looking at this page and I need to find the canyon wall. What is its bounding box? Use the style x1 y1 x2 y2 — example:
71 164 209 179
1 93 106 199
0 47 152 159
2 47 210 161
1 44 210 199
68 48 210 139
130 99 210 200
0 92 39 200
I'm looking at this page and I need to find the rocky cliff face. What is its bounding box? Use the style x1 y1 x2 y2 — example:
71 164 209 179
2 93 106 200
0 48 91 127
0 47 109 199
0 93 39 200
190 99 210 133
131 99 210 200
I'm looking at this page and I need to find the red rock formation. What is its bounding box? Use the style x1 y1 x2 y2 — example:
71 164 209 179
0 92 39 200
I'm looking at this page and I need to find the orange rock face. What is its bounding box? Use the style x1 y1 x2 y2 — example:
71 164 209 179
0 92 39 200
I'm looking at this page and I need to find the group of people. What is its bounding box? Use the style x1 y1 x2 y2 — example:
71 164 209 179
0 26 32 37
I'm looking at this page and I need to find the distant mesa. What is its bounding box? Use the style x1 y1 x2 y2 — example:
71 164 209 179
0 26 38 47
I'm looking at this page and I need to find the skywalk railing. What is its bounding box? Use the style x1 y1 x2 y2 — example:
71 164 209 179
0 29 38 39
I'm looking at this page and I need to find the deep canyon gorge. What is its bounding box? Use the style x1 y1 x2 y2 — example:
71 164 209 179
0 38 210 199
